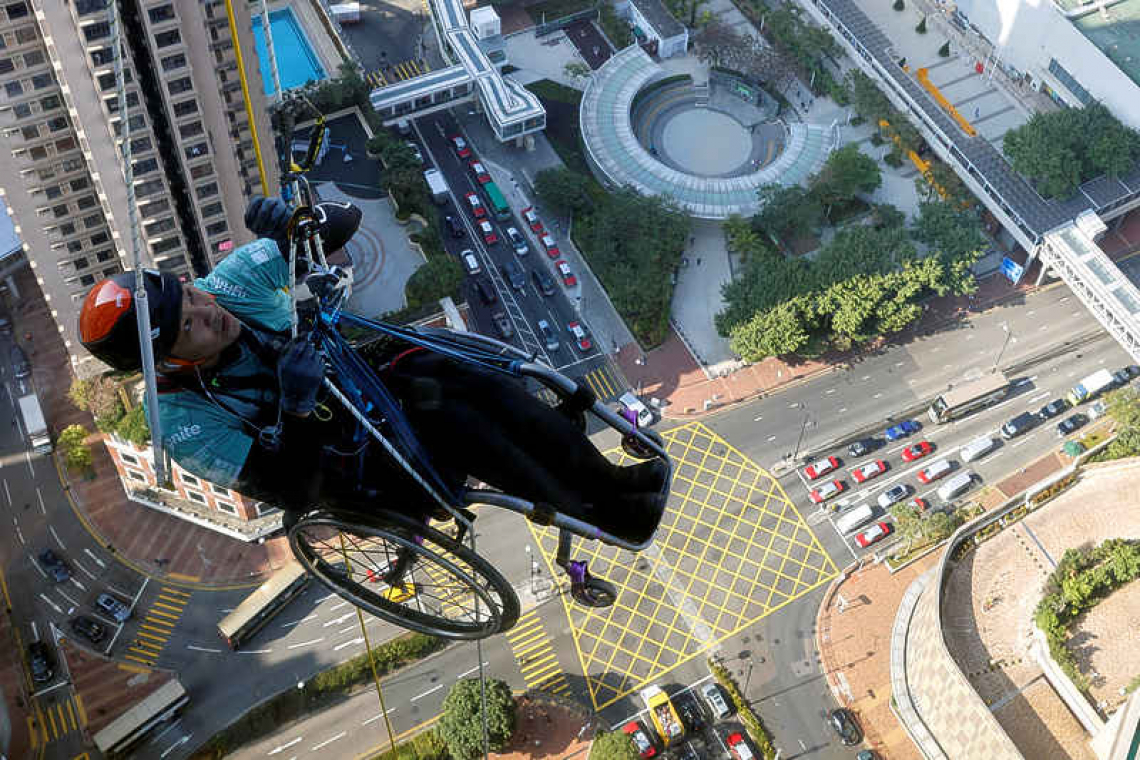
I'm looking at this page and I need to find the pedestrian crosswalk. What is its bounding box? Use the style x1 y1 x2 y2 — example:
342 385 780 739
505 611 571 696
366 59 431 88
124 585 191 668
27 692 86 749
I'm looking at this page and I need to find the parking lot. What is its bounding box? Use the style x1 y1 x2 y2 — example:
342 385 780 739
531 422 838 710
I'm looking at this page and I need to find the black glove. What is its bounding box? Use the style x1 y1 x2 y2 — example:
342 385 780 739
278 338 323 416
245 196 292 240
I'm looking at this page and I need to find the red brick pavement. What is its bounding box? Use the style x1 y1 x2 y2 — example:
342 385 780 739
10 266 288 587
0 596 32 760
615 267 1043 419
64 639 176 737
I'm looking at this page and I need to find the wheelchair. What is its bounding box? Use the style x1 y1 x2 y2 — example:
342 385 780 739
279 174 672 642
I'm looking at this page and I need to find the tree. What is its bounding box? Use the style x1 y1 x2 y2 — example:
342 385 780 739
439 679 516 760
810 144 882 209
893 0 904 9
68 375 124 427
923 509 961 541
590 730 639 760
115 404 151 447
755 184 824 243
58 424 93 472
728 298 812 360
405 255 465 308
916 16 927 32
910 199 986 295
938 41 950 57
534 167 593 216
845 70 892 124
563 62 592 81
890 504 923 551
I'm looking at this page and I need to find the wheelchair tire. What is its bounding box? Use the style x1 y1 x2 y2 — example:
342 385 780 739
570 576 618 608
289 509 520 640
621 429 665 460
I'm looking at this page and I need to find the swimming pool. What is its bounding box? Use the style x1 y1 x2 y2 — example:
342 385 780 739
252 8 327 96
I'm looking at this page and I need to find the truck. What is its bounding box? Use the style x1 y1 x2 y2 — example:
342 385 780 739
423 169 449 205
18 393 52 454
641 685 684 746
1067 368 1115 406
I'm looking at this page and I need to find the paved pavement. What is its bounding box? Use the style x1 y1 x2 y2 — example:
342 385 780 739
504 27 593 91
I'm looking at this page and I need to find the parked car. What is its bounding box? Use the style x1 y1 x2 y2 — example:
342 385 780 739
95 592 131 622
501 259 525 292
623 721 656 759
477 220 498 245
522 206 543 233
1037 398 1069 420
460 249 481 276
475 278 497 305
803 456 839 480
537 319 559 351
900 441 933 462
1090 400 1109 420
884 420 920 441
827 708 862 746
725 732 753 760
1000 411 1037 439
10 345 30 379
700 682 731 719
852 460 887 483
1057 413 1088 436
555 259 577 287
445 214 465 238
38 549 71 583
28 641 54 683
917 458 952 484
490 311 514 340
505 226 528 255
847 438 880 457
450 135 471 158
404 141 423 163
877 483 910 508
469 160 491 184
809 480 845 504
69 615 106 645
908 497 929 512
567 321 591 351
531 269 556 297
540 233 560 259
464 192 486 218
673 692 705 732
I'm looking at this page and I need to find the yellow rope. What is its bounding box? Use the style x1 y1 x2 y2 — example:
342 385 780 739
224 0 270 195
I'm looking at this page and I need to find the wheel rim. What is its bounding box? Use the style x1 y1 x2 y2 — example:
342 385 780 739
289 512 519 639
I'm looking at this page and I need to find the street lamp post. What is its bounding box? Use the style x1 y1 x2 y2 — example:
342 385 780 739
792 409 811 462
993 321 1012 371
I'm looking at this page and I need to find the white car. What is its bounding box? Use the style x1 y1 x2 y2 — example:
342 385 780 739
877 483 909 508
567 321 591 351
460 249 480 276
700 682 731 719
505 226 529 255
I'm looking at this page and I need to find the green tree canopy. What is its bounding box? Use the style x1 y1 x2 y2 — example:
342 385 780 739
811 144 882 208
728 297 813 361
755 184 824 243
590 730 640 760
115 404 151 447
59 424 93 472
910 199 986 295
405 255 464 308
439 678 516 760
534 167 594 216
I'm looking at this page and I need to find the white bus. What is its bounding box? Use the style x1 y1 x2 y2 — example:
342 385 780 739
217 561 310 650
928 371 1011 423
93 679 188 757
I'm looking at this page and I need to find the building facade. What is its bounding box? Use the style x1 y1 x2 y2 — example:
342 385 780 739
0 0 278 376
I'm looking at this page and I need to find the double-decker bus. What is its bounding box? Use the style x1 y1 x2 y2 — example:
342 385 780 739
927 371 1011 423
92 679 188 757
484 182 511 220
217 561 310 649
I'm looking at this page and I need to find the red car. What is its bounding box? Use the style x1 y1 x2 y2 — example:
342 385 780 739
726 732 754 760
917 459 951 484
450 135 471 158
804 456 839 480
852 460 886 483
855 521 892 548
900 441 933 462
469 160 491 184
909 497 929 512
567 321 591 351
555 259 576 287
522 206 543 233
465 192 486 219
622 721 655 759
540 233 560 259
478 220 498 244
809 480 844 504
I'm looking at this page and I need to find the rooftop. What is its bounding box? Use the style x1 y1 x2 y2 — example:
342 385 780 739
630 0 686 39
1071 0 1140 89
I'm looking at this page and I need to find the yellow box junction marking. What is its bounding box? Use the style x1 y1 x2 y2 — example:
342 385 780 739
504 611 571 696
530 422 838 709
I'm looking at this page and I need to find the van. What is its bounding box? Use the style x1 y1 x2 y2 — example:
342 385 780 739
937 471 975 503
475 278 497 305
835 504 874 535
618 392 653 428
959 435 995 463
1000 412 1037 439
501 259 526 292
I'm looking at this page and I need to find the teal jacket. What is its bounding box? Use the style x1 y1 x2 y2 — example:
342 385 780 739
154 239 294 488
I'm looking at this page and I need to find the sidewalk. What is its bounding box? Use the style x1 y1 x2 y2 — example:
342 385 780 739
814 445 1074 759
11 265 289 587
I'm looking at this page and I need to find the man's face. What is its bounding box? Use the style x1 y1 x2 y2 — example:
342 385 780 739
168 285 241 366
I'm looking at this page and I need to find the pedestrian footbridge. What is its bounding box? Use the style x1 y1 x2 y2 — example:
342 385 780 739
368 0 545 142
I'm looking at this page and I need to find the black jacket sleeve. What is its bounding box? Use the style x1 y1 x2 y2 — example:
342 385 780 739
233 414 329 511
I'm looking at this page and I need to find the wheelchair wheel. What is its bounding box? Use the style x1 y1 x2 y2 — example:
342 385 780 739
570 577 618 608
289 509 520 640
621 429 664 460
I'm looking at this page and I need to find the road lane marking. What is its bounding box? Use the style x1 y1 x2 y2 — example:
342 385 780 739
281 614 319 628
50 526 66 550
457 661 490 678
287 638 324 649
69 577 85 592
84 549 105 568
236 649 271 654
36 487 45 514
311 731 346 751
160 735 189 758
187 645 221 653
269 736 302 755
411 684 444 701
1 479 8 506
362 709 396 725
75 560 98 581
333 638 364 651
39 593 62 614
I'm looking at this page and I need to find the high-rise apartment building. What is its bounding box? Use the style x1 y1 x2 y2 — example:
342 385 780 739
0 0 278 375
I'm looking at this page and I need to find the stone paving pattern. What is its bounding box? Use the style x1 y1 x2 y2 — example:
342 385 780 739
1069 579 1140 721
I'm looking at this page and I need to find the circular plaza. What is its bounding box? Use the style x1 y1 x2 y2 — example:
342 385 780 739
580 47 836 219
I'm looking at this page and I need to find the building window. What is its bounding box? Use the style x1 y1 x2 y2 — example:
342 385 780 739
5 3 29 21
215 500 237 515
154 30 181 49
1048 58 1092 106
120 451 138 465
210 483 230 496
76 195 96 210
127 468 147 483
144 218 175 236
83 213 102 228
58 222 75 236
195 182 218 200
55 137 75 153
40 95 59 111
172 99 198 118
168 76 192 95
186 489 206 504
31 72 52 90
184 141 208 159
66 240 83 253
139 199 169 217
97 73 115 91
29 145 47 160
74 257 89 269
89 230 108 245
0 58 12 75
47 116 67 132
13 102 31 118
61 157 83 172
105 92 140 112
20 124 38 140
201 201 223 218
82 22 111 42
51 204 68 218
128 136 151 154
96 249 113 262
90 47 112 67
14 26 35 44
160 53 186 71
181 472 199 486
189 163 212 180
75 0 108 16
5 81 22 97
152 237 180 253
205 221 227 237
22 50 42 67
147 4 175 23
135 178 164 197
80 273 95 286
44 185 62 199
112 114 145 136
132 158 158 176
178 121 203 138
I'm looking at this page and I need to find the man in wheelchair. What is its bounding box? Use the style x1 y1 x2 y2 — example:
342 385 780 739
76 197 668 542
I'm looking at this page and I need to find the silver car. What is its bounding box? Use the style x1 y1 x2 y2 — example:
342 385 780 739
700 682 731 719
537 319 559 351
95 592 131 623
